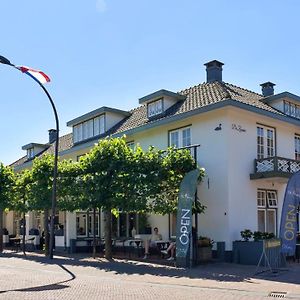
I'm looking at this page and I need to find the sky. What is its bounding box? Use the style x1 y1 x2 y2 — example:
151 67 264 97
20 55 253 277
1 0 300 165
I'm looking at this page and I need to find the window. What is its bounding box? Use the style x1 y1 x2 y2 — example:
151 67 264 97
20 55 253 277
170 213 177 237
73 124 83 143
284 100 300 119
147 99 163 118
94 115 105 136
295 135 300 161
83 119 93 140
76 213 87 236
257 189 277 235
169 127 191 148
112 212 137 238
257 125 275 159
27 148 34 159
73 114 105 143
76 210 101 237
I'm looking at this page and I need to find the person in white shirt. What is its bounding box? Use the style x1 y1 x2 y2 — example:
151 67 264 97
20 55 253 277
143 227 162 259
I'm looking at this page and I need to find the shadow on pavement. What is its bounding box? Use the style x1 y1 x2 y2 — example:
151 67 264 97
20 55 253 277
0 259 76 294
1 251 300 285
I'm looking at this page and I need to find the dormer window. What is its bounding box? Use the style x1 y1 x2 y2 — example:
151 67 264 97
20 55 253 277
27 148 34 159
284 100 300 119
67 106 130 144
139 89 186 120
147 99 163 118
22 142 48 160
73 114 105 144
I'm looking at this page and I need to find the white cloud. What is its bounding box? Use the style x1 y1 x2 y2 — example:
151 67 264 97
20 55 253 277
96 0 107 13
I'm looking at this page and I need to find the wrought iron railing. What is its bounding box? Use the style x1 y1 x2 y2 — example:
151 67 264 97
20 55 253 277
254 156 300 174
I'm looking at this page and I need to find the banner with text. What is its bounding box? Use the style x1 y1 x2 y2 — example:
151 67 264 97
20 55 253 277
280 171 300 256
176 169 200 267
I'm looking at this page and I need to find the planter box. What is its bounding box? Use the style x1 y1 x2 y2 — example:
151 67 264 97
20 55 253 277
232 241 263 265
197 246 212 263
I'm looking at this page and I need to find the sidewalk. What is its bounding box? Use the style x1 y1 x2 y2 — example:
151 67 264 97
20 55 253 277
1 250 300 299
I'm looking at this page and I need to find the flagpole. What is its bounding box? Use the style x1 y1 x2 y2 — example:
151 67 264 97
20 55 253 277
0 55 59 259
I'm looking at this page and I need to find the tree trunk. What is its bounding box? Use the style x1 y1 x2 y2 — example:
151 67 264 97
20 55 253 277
92 207 96 259
0 209 3 253
104 209 112 259
22 211 26 255
44 209 49 256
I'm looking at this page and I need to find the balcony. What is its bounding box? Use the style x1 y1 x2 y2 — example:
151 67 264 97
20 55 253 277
250 156 300 180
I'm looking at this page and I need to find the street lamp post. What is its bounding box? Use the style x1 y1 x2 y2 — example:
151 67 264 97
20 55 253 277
0 55 59 259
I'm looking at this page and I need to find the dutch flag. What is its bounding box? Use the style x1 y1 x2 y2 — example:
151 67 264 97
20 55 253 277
16 66 50 84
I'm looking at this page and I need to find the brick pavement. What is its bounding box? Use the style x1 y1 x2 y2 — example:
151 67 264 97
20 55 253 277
0 251 300 299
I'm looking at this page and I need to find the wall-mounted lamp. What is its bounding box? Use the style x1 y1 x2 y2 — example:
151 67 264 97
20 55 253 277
214 124 222 131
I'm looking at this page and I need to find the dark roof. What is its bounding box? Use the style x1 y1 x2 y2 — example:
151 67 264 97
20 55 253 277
109 81 284 134
10 81 289 168
10 133 73 168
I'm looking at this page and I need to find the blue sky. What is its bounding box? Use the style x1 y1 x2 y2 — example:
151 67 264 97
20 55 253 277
1 1 300 165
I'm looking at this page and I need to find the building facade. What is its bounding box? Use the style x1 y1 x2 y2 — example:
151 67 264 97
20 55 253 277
7 60 300 255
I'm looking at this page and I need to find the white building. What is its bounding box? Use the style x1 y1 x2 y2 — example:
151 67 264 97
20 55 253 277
9 60 300 258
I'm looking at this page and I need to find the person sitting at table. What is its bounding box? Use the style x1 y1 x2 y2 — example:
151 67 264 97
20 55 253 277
161 242 176 261
143 227 162 259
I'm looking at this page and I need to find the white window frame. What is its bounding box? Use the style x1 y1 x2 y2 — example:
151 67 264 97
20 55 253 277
27 148 34 159
267 191 278 208
147 99 163 118
169 126 191 148
257 190 266 208
284 100 300 119
73 114 105 143
257 189 277 235
94 114 105 136
257 125 275 159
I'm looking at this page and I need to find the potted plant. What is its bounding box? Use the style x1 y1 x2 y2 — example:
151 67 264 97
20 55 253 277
240 229 253 241
197 236 213 262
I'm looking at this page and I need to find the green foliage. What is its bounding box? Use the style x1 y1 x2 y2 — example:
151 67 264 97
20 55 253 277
241 229 276 242
28 154 54 211
13 169 32 213
253 231 275 241
0 163 16 210
57 159 82 211
240 229 253 241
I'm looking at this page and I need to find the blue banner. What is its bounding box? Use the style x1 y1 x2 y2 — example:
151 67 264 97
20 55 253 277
280 171 300 256
176 169 200 267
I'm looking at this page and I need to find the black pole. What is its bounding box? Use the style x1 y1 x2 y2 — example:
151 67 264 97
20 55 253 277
0 56 59 259
37 82 59 260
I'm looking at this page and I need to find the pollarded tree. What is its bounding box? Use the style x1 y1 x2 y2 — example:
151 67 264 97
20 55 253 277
79 137 136 259
0 163 15 252
79 137 204 259
28 154 55 256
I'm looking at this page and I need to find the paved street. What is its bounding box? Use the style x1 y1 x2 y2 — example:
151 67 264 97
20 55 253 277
0 251 300 299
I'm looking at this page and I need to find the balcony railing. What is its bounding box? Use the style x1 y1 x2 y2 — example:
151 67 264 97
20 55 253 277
250 156 300 179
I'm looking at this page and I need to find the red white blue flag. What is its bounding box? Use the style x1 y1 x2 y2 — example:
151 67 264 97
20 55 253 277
16 66 50 84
